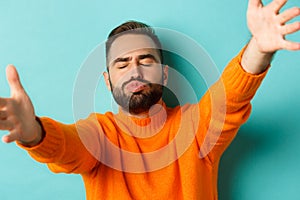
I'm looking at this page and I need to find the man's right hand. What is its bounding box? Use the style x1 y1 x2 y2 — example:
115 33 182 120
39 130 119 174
0 65 42 147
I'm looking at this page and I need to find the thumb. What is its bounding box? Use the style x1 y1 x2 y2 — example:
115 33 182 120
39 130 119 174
248 0 262 9
6 64 25 96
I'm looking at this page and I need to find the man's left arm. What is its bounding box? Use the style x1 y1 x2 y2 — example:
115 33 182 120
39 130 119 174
197 0 299 163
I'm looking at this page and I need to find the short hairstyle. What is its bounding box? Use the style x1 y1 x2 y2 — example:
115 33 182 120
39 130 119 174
105 20 164 67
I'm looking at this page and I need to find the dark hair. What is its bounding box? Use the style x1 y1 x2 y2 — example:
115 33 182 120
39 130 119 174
105 20 163 67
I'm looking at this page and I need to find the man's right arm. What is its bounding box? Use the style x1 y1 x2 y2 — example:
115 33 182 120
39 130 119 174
1 64 98 174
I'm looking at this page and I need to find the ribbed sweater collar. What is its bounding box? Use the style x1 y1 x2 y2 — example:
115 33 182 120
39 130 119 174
114 102 168 138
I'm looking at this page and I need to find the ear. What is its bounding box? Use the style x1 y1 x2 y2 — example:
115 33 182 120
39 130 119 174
162 65 169 86
103 71 112 91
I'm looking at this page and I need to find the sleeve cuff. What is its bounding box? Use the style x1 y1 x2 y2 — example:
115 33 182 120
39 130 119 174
221 45 270 95
17 117 64 162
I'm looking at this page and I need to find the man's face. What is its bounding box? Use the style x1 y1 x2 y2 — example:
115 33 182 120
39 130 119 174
104 34 168 115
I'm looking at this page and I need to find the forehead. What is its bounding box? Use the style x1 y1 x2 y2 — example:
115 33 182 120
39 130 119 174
108 34 158 63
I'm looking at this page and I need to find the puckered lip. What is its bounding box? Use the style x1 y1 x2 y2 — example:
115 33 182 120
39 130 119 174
125 80 148 93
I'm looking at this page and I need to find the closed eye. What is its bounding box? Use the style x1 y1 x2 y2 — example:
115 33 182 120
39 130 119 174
139 58 156 66
140 63 153 67
118 65 127 69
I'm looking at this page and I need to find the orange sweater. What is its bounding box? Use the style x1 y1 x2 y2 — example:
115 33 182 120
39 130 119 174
20 48 268 200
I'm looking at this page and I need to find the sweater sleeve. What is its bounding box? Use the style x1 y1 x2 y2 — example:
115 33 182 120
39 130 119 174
196 46 269 164
17 114 100 174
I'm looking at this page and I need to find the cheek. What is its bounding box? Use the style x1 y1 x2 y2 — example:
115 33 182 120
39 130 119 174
109 73 127 88
145 68 163 83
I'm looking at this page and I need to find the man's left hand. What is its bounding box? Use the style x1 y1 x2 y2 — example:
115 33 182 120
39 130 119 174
247 0 300 53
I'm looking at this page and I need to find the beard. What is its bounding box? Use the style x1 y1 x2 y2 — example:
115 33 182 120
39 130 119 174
110 78 163 115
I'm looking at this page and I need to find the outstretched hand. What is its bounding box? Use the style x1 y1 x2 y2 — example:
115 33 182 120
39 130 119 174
0 65 42 146
247 0 300 53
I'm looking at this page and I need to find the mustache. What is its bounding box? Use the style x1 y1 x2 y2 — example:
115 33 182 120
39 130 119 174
122 78 151 90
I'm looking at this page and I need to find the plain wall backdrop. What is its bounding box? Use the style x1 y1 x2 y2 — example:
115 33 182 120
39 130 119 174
0 0 299 199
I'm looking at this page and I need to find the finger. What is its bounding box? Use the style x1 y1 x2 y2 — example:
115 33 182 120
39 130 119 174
281 40 300 51
282 21 300 35
267 0 288 13
248 0 263 8
0 97 7 108
2 132 18 143
6 64 25 97
278 7 300 24
0 120 13 130
0 111 8 120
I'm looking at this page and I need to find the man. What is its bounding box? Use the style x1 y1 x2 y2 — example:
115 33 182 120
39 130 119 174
1 0 299 199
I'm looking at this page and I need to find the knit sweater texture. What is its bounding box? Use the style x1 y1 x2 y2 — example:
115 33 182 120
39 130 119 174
20 47 268 200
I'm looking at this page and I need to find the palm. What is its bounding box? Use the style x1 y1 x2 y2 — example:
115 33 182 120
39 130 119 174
247 0 300 52
0 65 39 144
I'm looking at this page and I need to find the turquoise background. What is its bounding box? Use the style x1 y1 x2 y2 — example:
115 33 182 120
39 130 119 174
0 0 299 199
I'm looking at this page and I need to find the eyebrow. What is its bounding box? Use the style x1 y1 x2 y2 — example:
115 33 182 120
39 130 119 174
137 54 158 63
112 57 131 65
112 53 159 66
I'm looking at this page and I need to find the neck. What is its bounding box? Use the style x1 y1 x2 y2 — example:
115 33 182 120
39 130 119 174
120 99 164 119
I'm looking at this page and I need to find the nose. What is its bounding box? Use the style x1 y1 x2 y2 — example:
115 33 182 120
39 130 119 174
129 60 143 79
